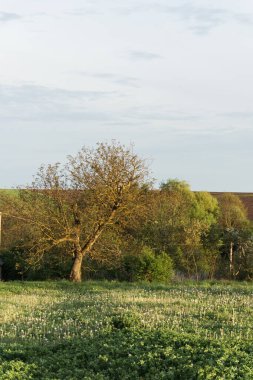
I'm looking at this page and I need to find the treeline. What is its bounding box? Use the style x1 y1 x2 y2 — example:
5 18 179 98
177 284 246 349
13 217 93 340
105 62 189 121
0 142 252 282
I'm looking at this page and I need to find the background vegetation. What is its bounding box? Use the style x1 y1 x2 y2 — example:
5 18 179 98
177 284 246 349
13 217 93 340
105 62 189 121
1 181 252 282
0 142 253 282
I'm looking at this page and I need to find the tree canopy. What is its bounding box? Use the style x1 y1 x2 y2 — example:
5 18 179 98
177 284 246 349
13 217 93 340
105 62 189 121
0 142 149 282
1 154 253 282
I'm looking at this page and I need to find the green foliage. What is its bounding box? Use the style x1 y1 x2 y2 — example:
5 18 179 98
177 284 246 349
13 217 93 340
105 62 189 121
193 191 219 227
141 180 220 279
1 331 253 379
160 178 191 192
218 193 248 229
110 312 142 330
122 247 174 283
0 281 253 379
0 360 36 380
217 193 251 279
2 178 253 282
0 247 72 281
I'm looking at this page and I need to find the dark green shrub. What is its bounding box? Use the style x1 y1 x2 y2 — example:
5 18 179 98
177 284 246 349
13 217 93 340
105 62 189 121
1 248 28 280
122 246 174 283
110 312 142 330
1 246 73 281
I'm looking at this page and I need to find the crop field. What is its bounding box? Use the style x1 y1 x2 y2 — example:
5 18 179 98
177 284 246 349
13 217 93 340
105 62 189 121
0 281 253 379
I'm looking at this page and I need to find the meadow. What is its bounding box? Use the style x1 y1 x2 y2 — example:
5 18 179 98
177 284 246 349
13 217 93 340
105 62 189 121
0 281 253 379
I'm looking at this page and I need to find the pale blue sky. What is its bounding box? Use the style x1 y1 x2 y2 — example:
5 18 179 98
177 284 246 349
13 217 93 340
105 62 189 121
1 0 253 190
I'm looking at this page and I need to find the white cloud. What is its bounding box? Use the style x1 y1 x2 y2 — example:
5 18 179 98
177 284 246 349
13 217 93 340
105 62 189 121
0 11 21 22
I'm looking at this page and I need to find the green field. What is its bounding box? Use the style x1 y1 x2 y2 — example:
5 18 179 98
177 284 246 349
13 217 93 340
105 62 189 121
0 281 253 379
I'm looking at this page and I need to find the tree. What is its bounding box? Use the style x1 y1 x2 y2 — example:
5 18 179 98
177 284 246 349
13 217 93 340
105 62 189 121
1 142 149 282
141 180 219 279
218 193 249 278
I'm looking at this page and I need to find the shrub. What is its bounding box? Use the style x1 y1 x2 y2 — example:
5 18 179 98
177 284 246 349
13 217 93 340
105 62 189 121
110 312 142 330
1 248 28 280
122 246 173 283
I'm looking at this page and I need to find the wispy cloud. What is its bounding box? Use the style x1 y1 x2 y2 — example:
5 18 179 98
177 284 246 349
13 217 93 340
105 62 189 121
0 84 115 122
77 71 140 87
65 7 103 16
165 4 228 35
0 11 21 22
73 1 253 35
122 105 199 122
129 50 162 60
0 84 250 137
233 13 253 26
0 83 207 131
159 4 253 34
219 111 253 120
119 3 250 35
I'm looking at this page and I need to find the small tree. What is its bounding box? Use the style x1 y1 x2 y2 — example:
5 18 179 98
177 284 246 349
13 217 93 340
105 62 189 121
1 142 149 282
141 179 219 278
218 193 249 278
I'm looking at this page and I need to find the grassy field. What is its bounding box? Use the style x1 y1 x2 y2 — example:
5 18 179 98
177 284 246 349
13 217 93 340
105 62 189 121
0 281 253 379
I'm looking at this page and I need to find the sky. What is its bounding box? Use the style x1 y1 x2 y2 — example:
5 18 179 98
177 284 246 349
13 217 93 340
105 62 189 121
1 0 253 191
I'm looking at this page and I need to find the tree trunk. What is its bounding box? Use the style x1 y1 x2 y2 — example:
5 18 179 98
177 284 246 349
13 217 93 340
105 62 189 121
70 250 83 282
229 241 234 278
69 206 120 282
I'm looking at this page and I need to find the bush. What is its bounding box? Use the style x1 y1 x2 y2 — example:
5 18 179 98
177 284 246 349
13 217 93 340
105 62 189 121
1 248 28 280
122 246 174 283
0 246 73 281
110 312 142 330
